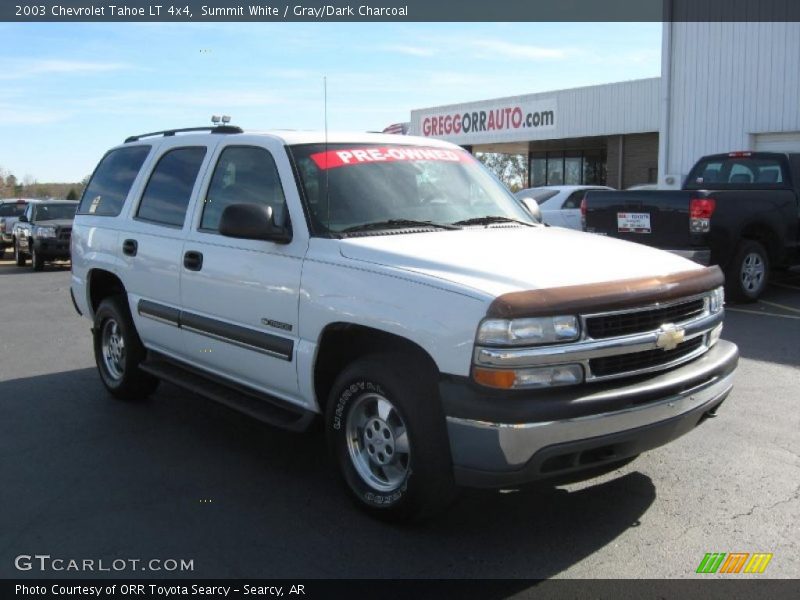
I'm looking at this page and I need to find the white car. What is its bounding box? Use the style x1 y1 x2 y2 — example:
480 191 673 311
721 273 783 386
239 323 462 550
515 185 614 229
72 127 737 521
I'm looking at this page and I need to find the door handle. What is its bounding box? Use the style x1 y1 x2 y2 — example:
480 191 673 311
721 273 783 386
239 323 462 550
122 239 138 256
183 250 203 271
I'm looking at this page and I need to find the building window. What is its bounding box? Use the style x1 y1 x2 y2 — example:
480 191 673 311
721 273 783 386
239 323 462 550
546 152 564 185
583 149 607 185
530 153 547 186
530 149 607 187
564 153 582 185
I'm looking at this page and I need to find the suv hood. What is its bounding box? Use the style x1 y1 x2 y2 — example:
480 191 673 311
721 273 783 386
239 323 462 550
338 226 703 298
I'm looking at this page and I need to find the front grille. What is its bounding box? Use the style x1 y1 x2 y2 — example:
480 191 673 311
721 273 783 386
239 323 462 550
589 336 704 378
586 298 705 339
58 228 72 241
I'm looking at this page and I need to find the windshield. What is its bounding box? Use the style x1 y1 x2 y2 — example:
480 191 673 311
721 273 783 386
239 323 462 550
0 203 27 217
289 143 533 234
33 203 77 221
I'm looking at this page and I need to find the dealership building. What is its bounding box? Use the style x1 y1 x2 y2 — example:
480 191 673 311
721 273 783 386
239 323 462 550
408 21 800 189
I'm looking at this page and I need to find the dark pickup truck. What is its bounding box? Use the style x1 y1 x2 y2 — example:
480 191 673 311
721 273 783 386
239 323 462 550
583 151 800 300
12 200 77 271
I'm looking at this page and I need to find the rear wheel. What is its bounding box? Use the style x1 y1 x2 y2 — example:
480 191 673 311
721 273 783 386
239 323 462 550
726 240 769 302
325 353 457 522
93 295 159 400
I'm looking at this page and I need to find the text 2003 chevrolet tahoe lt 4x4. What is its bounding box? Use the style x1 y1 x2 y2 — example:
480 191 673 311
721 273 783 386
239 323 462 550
71 126 738 521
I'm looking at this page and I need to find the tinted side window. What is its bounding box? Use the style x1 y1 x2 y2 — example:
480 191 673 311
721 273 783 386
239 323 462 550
136 147 207 227
201 146 286 232
79 146 151 216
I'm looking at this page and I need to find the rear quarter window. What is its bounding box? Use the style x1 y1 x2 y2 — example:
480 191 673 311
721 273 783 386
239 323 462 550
79 145 151 216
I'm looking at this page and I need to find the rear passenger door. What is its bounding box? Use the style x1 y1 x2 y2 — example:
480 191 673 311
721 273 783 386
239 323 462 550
120 141 213 360
179 140 307 405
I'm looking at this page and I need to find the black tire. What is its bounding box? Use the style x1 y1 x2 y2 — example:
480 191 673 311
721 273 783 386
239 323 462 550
725 240 769 302
14 239 25 267
93 295 159 401
325 353 457 522
31 246 44 271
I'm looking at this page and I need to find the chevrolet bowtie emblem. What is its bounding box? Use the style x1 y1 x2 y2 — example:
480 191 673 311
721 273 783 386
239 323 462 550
655 324 685 351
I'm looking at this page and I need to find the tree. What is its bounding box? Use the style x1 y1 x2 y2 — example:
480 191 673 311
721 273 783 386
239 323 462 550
475 153 528 191
66 188 78 200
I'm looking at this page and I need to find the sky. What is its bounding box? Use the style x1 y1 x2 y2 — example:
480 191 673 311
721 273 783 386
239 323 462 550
0 22 662 182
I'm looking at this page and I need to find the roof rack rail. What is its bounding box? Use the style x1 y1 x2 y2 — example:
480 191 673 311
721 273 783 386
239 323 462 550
124 125 243 143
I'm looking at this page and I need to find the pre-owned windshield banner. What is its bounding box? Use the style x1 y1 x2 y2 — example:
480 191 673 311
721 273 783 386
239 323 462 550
309 147 472 169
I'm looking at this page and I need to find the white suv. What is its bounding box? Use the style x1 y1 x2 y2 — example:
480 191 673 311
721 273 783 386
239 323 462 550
71 126 738 521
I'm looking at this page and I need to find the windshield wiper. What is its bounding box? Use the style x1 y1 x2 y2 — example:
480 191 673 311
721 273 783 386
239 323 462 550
450 215 536 227
341 219 460 233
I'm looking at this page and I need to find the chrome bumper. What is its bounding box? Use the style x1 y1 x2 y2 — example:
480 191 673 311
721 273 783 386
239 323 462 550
446 340 738 487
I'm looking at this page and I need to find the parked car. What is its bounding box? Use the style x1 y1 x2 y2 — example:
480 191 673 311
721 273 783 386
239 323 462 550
0 198 34 259
515 185 613 229
583 151 800 300
72 126 738 521
13 200 78 270
626 184 659 191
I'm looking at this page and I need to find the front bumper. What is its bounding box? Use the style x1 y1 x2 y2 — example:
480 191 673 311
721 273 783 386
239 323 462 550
33 238 71 259
443 339 738 488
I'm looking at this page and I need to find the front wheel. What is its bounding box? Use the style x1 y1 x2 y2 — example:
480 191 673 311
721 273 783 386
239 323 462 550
726 240 769 302
31 246 44 271
325 353 456 522
93 296 159 400
14 239 25 267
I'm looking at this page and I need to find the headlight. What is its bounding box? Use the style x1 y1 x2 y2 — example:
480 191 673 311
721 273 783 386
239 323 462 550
34 226 57 238
709 286 725 313
477 316 580 346
473 364 584 390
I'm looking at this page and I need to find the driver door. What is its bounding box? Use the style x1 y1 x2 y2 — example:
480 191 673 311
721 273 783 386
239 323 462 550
180 140 308 407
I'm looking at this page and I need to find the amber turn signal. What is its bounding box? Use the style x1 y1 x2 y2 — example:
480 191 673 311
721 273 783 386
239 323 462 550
472 367 516 389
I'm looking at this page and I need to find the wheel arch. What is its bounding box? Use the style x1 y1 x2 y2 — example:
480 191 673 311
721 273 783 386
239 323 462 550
737 221 781 265
87 268 128 318
313 322 440 413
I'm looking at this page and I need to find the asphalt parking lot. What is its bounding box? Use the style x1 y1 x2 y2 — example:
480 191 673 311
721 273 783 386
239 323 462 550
0 258 798 580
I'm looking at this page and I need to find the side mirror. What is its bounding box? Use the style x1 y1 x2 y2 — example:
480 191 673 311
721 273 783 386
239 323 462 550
18 215 28 223
519 197 542 224
219 203 291 244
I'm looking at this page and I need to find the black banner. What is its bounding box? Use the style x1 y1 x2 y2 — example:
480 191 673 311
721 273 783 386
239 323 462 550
3 0 800 22
4 580 800 600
